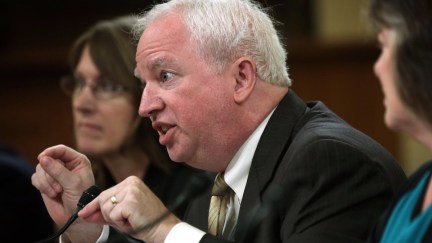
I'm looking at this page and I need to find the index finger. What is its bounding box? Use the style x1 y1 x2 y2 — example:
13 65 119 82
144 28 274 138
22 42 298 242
78 194 106 224
38 144 91 171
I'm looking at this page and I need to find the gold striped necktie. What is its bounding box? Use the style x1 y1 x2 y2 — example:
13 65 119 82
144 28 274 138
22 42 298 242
208 173 232 238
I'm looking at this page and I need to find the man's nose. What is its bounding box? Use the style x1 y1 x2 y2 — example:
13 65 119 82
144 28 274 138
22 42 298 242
138 85 164 118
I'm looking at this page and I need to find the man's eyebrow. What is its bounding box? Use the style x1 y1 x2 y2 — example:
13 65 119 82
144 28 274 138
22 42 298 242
147 57 174 72
134 57 177 80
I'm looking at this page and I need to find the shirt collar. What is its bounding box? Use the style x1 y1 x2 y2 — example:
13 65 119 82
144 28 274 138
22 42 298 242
224 109 274 201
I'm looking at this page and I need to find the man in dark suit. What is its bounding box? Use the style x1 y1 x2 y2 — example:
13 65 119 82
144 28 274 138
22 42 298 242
183 90 406 243
31 0 406 242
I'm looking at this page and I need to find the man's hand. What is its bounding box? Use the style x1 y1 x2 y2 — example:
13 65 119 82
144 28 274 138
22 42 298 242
79 176 181 243
31 144 102 242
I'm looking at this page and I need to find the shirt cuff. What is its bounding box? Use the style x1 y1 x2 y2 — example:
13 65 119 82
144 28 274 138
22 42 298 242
95 225 110 243
164 222 206 243
59 225 109 243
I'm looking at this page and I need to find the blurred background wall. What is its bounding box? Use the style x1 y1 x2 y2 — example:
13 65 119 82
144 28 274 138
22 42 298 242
1 0 430 175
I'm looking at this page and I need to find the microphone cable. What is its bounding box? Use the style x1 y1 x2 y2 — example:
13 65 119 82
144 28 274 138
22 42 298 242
34 185 102 243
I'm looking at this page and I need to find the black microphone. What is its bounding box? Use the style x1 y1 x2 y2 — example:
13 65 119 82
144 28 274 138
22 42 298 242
35 185 102 243
111 173 212 242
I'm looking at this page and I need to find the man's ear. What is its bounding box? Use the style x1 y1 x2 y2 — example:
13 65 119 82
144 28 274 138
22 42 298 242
233 57 256 103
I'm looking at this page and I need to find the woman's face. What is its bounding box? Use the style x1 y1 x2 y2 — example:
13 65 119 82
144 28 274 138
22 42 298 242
374 27 415 133
72 45 138 156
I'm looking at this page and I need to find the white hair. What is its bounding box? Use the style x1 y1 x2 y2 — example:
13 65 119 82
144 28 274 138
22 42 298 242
133 0 291 86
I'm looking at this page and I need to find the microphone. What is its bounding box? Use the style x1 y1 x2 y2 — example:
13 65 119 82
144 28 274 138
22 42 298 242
111 172 212 242
35 185 102 243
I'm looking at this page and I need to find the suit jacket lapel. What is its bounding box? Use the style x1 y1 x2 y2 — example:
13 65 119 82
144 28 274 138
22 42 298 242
236 90 308 238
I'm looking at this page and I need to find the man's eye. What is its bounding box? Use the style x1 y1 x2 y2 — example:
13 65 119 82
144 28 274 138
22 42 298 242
160 71 174 82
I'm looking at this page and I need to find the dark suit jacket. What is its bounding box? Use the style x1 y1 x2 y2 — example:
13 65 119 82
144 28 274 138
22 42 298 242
183 90 406 243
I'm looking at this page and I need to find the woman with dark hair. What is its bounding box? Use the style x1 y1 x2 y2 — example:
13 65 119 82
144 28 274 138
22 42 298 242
60 15 200 219
368 0 432 242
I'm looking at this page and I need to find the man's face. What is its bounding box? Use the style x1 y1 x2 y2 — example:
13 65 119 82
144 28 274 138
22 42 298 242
135 13 235 171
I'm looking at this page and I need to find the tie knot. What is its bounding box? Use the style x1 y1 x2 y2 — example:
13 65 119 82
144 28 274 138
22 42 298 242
212 173 230 196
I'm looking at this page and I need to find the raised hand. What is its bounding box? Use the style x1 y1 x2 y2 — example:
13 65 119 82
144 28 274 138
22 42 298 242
31 144 101 242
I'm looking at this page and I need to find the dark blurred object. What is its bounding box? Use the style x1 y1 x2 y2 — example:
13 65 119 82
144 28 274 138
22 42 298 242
0 144 54 242
0 1 154 81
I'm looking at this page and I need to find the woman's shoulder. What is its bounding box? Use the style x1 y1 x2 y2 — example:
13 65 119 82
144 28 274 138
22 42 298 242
406 160 432 187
